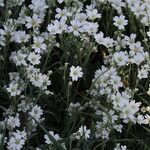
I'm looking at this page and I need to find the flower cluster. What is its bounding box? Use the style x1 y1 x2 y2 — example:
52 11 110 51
0 0 150 149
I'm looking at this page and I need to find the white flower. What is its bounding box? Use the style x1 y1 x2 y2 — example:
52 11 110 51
53 20 68 33
94 32 108 46
11 0 25 6
75 13 88 23
113 51 129 66
138 68 148 79
110 0 125 13
114 143 127 150
68 20 83 36
147 87 150 95
0 19 16 35
131 3 145 18
26 65 40 79
114 124 123 132
119 100 141 123
6 83 21 96
47 22 62 35
11 31 30 43
124 33 136 46
18 100 33 112
44 131 61 144
10 51 27 66
7 137 25 150
7 130 27 150
113 15 128 30
101 128 110 139
83 22 98 35
145 114 150 125
29 105 43 122
99 0 106 3
28 52 41 65
0 35 6 46
55 7 71 21
40 74 51 90
70 66 83 81
141 16 150 26
103 110 118 124
72 125 91 140
147 31 150 37
129 42 143 55
17 6 27 24
29 0 48 14
95 124 110 139
32 36 47 53
0 0 4 7
14 53 27 66
130 52 146 65
137 115 147 124
29 72 51 90
86 9 101 20
110 75 123 90
6 114 20 129
57 0 64 4
26 14 42 29
68 102 83 116
78 126 91 139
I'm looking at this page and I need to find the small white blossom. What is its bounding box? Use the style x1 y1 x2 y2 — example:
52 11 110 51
70 66 83 81
0 0 4 7
11 31 30 43
29 105 43 122
68 20 84 36
55 7 71 21
147 86 150 95
32 36 47 53
7 130 27 150
10 51 27 66
86 9 101 20
6 114 20 129
26 14 42 29
113 51 129 66
28 52 41 65
114 143 127 150
147 31 150 37
72 126 91 140
47 22 62 35
138 68 148 79
6 83 21 96
57 0 64 4
113 15 128 30
44 131 61 144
